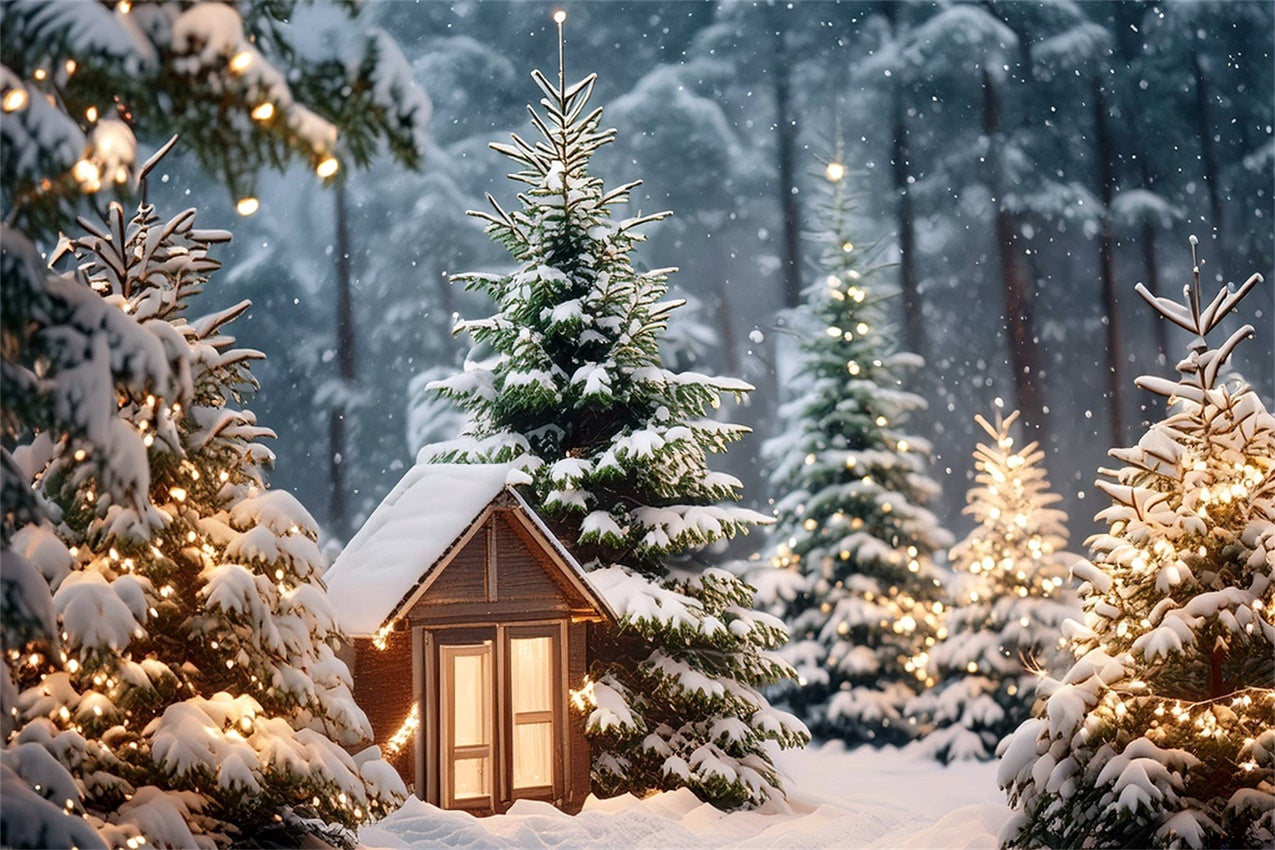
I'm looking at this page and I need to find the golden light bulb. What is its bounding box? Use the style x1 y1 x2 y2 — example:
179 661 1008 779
315 155 340 178
2 88 27 112
825 161 845 182
553 9 567 23
229 50 253 74
236 196 259 216
72 159 101 191
251 102 274 121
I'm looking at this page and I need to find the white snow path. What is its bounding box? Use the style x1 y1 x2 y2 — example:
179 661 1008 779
359 743 1011 849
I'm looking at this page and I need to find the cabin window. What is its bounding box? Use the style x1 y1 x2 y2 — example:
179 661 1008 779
510 635 554 790
440 641 494 807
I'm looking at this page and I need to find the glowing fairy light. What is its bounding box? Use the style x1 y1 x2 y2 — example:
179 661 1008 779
251 102 274 121
315 155 340 178
2 87 27 112
825 161 845 182
236 196 259 216
385 704 420 756
229 50 253 74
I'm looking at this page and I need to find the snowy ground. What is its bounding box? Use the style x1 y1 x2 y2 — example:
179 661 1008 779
360 744 1011 849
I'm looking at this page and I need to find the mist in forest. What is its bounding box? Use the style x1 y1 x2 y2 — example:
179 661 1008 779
149 0 1274 549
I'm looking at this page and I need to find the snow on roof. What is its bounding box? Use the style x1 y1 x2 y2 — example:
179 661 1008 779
325 463 524 636
325 462 613 636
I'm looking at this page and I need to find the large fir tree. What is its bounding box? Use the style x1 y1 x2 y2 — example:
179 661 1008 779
756 158 952 747
5 183 404 847
430 32 807 809
907 409 1076 763
999 255 1274 848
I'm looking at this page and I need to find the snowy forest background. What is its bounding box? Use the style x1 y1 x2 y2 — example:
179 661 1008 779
142 0 1275 548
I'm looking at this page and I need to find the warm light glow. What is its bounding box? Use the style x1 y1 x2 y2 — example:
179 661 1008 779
236 196 259 216
825 161 845 182
553 9 567 23
385 703 420 756
72 159 101 192
117 0 131 12
229 50 254 74
169 486 187 502
372 622 395 651
3 87 27 112
316 155 340 178
251 102 274 121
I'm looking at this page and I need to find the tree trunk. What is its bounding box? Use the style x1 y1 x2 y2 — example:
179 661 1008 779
891 78 924 361
329 179 356 539
983 68 1047 441
1190 45 1226 270
770 21 803 310
1092 76 1125 445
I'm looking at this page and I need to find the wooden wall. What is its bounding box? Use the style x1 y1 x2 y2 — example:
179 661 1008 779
349 632 415 785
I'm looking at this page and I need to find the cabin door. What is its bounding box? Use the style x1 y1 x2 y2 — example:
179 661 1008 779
439 641 494 809
433 625 562 812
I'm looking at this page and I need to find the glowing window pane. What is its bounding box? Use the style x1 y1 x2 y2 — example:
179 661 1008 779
511 636 552 714
453 757 489 800
513 722 552 788
452 652 489 747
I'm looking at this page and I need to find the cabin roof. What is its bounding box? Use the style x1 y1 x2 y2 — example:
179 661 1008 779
325 462 614 636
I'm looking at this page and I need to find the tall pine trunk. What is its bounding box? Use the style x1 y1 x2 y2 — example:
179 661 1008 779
982 68 1047 443
769 19 803 310
891 78 924 360
1190 44 1226 270
1092 76 1125 444
329 179 356 539
884 4 924 359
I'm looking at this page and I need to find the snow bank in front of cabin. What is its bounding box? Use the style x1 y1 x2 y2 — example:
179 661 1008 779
359 742 1010 849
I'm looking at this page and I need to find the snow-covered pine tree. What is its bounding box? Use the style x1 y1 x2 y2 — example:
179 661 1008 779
756 157 952 747
7 186 405 848
998 252 1274 849
430 30 807 809
906 409 1077 763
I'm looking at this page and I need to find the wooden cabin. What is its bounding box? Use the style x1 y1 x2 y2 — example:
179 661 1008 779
325 463 614 816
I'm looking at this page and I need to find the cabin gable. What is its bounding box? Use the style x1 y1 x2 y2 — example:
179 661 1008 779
330 464 613 818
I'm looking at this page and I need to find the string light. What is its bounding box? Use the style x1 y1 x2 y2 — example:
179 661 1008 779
825 161 845 182
251 102 274 121
2 88 27 112
384 703 420 756
229 51 254 74
315 155 340 178
236 196 259 216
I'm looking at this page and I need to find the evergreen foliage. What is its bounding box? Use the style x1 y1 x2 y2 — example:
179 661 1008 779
755 162 952 747
4 185 404 847
999 257 1274 848
430 56 807 808
907 409 1077 763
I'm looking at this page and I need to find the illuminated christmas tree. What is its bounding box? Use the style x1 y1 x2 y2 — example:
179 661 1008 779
907 409 1076 763
429 18 806 809
758 156 952 747
6 182 404 847
999 252 1274 848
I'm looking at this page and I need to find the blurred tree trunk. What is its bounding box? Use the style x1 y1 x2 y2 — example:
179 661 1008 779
1189 43 1226 268
329 179 355 539
982 67 1047 441
767 12 803 310
883 4 924 361
1092 75 1126 444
